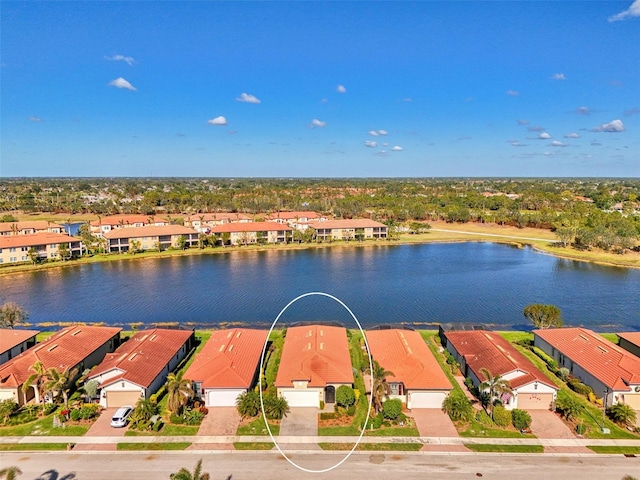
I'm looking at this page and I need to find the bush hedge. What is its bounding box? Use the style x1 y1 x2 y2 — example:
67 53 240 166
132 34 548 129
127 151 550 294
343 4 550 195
382 399 403 420
492 406 511 428
511 409 532 431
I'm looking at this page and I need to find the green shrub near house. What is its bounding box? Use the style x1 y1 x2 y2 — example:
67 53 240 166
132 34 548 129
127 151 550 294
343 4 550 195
382 399 403 420
492 406 511 428
336 385 356 409
511 409 532 431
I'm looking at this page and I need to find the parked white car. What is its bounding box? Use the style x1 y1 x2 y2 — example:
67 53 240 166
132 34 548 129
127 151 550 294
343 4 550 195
110 405 133 428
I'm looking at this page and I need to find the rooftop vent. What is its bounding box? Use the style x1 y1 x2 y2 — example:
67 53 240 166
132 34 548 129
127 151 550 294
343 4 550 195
47 344 58 352
72 329 82 336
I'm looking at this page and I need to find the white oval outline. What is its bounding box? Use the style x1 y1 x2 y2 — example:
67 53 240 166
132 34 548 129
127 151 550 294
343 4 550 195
259 291 374 474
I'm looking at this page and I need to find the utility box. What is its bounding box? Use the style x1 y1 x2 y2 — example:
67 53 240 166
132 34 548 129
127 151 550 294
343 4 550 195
601 427 610 434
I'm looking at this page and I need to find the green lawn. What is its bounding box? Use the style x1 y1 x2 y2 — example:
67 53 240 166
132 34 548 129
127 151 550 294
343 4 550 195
0 443 70 451
124 424 199 436
0 415 90 436
464 444 544 453
318 442 422 451
459 419 535 439
365 426 420 437
598 333 619 344
497 331 533 344
117 442 191 451
233 442 274 450
236 416 280 436
264 329 285 388
587 445 640 455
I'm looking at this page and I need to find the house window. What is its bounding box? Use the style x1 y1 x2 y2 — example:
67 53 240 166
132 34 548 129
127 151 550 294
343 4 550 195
21 246 28 251
9 247 16 253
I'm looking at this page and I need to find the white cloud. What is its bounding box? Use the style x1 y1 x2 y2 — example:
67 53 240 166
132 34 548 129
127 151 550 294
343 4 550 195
368 130 379 137
538 132 552 139
311 119 326 128
108 77 137 91
336 85 347 93
377 129 388 136
381 142 389 147
564 132 581 138
104 54 135 66
236 93 261 104
528 125 545 132
510 140 526 147
517 119 529 126
592 119 625 132
392 145 403 151
608 0 640 21
506 90 520 96
551 73 567 80
207 116 227 126
550 140 568 147
576 106 591 115
28 116 43 122
364 140 377 148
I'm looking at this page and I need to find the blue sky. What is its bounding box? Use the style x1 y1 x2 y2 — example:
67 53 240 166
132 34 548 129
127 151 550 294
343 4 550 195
1 1 639 177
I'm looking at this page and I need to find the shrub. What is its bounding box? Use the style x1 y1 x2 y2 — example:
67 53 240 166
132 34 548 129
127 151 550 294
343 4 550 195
575 423 588 435
587 392 596 403
442 391 474 423
319 400 325 410
320 412 339 420
346 404 356 416
236 390 261 418
149 384 167 404
70 409 82 422
79 403 101 420
263 395 290 420
170 413 184 424
567 378 593 396
0 399 18 424
557 367 570 381
492 406 511 427
184 408 205 426
532 347 558 371
475 410 493 426
555 390 582 421
152 419 163 431
42 403 58 415
464 377 474 389
511 409 532 431
382 399 403 420
336 385 356 408
607 403 637 427
367 412 384 429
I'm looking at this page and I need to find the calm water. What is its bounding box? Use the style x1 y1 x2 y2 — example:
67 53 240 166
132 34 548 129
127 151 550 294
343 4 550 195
1 243 638 331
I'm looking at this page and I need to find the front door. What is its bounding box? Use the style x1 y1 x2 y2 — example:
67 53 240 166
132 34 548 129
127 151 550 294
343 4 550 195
325 385 336 404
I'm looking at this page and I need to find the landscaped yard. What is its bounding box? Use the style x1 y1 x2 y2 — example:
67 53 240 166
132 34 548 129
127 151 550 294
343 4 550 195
236 416 280 436
233 442 274 450
464 444 544 453
116 442 191 451
0 443 70 451
318 442 422 451
587 445 640 455
0 415 90 437
124 424 199 436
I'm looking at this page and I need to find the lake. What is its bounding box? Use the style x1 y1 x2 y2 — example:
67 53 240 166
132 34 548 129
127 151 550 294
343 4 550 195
0 243 638 331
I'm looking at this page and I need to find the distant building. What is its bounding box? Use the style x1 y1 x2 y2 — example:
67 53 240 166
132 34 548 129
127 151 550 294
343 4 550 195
310 219 388 241
266 211 327 231
617 332 640 359
0 232 83 264
0 221 65 236
0 329 39 365
209 221 293 246
184 213 252 233
103 225 199 252
90 214 170 237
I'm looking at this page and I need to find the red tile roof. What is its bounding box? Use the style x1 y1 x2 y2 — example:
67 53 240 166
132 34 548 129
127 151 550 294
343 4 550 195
275 325 353 388
0 221 64 234
210 221 293 233
0 325 121 388
0 233 81 249
183 329 268 388
103 225 198 239
310 219 387 229
618 332 640 350
185 213 252 222
89 329 193 389
267 211 321 220
90 214 170 227
366 329 452 390
0 329 39 355
446 330 558 390
535 328 640 391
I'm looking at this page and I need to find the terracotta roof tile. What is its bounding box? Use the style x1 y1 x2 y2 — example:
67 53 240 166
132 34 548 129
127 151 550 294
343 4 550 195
90 214 169 227
209 221 293 233
185 213 252 222
184 329 268 389
535 328 640 391
309 219 387 229
0 329 40 355
89 329 194 388
0 233 81 249
0 325 121 388
366 329 452 390
275 325 353 388
0 221 64 233
618 332 640 350
103 225 198 239
267 211 321 220
445 330 558 390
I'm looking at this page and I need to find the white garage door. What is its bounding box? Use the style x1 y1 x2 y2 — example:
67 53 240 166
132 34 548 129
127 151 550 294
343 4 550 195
517 393 554 410
282 390 319 408
623 394 640 409
409 392 447 409
106 390 141 408
0 390 15 401
207 389 245 407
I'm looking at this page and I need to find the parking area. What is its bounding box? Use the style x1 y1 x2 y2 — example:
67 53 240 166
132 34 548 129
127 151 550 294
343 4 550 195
83 408 129 437
411 408 459 437
196 407 241 436
279 407 318 436
528 409 576 439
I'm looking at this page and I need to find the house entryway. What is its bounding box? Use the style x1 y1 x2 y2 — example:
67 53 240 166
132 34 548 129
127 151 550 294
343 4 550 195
324 386 335 404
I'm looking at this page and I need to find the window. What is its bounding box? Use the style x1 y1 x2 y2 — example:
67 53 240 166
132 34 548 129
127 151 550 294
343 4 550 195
9 247 16 253
21 246 28 252
21 256 27 261
10 256 17 262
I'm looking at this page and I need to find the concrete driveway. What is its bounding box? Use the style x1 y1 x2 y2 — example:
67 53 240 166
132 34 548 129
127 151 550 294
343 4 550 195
411 408 459 437
528 409 576 439
196 407 241 436
74 407 127 451
279 407 318 436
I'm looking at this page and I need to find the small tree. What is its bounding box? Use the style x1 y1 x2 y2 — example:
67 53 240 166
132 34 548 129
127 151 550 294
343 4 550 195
555 390 582 421
27 247 39 265
236 390 261 418
523 304 563 329
263 395 289 420
177 235 188 250
607 403 637 427
169 459 210 480
0 302 29 329
0 466 22 480
511 409 532 431
442 391 474 422
382 398 403 420
58 242 70 261
336 385 356 408
0 399 18 424
479 368 513 419
166 371 194 415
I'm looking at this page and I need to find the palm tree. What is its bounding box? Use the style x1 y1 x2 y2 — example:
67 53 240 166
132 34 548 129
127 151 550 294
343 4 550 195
0 466 22 480
166 371 194 415
479 367 513 418
608 403 637 427
236 390 260 418
169 459 209 480
22 361 49 403
263 395 290 420
366 360 394 413
43 366 77 408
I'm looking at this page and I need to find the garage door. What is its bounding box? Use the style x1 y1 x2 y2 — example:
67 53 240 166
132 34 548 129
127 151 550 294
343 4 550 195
623 394 640 409
409 392 447 409
282 390 319 407
207 389 245 407
0 390 15 401
106 390 141 408
517 393 554 410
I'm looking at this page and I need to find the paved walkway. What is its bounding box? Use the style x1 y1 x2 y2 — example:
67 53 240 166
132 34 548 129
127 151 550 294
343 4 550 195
279 408 318 437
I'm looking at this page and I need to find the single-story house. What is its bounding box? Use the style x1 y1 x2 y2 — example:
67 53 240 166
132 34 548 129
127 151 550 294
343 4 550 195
0 325 121 405
87 328 195 408
617 332 640 359
103 225 199 252
366 329 453 409
0 232 83 264
184 328 268 407
184 213 252 233
0 329 39 365
266 211 327 231
275 325 353 407
534 328 640 409
209 221 293 246
310 219 388 241
90 214 170 237
0 221 65 236
444 330 559 410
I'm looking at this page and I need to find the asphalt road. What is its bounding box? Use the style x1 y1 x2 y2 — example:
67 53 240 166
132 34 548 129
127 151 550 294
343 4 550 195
2 451 638 480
